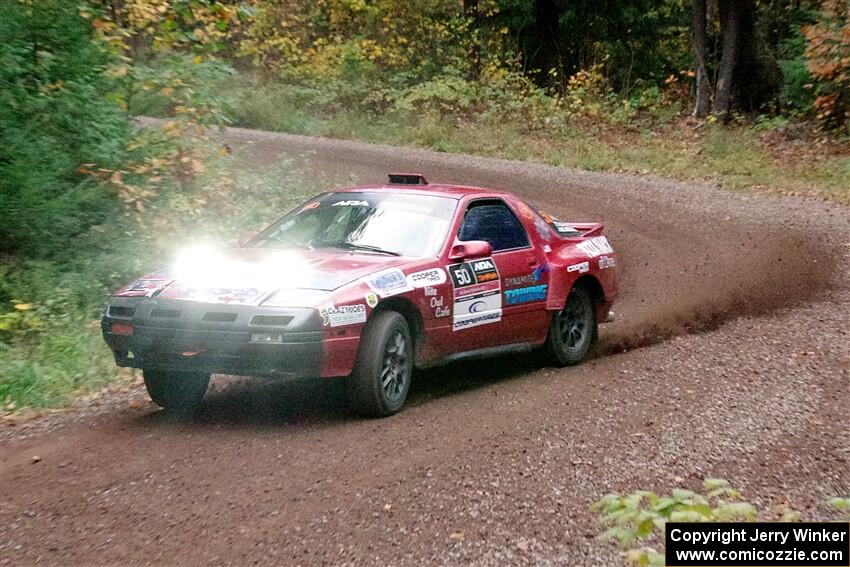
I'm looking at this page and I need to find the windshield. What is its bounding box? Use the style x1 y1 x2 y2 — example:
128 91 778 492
254 192 458 258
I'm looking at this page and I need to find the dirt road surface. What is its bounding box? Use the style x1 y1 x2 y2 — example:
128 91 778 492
2 127 848 566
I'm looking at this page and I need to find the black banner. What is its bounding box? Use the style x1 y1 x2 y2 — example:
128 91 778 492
665 522 849 566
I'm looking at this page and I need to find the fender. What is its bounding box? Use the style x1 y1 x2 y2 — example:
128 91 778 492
544 237 618 314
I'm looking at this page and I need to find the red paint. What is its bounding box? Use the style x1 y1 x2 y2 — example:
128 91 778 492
109 180 619 378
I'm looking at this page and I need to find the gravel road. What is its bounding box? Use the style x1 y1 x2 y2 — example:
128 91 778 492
2 126 848 566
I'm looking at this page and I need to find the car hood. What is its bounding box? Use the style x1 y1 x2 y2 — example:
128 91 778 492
114 246 409 306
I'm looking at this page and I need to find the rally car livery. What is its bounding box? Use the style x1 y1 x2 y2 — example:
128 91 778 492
101 174 619 416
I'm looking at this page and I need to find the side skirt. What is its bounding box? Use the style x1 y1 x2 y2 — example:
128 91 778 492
417 342 534 369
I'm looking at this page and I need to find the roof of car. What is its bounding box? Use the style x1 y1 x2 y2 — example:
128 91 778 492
333 183 511 199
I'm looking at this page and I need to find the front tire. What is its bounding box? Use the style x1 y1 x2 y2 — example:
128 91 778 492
143 369 210 413
347 311 413 417
546 286 596 366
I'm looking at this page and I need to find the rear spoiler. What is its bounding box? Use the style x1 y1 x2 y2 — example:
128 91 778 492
565 222 605 237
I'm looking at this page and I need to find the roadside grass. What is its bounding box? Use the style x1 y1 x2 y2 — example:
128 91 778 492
217 78 849 204
0 155 324 412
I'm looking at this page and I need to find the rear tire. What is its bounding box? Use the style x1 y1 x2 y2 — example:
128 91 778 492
347 311 413 417
143 369 210 413
545 286 596 366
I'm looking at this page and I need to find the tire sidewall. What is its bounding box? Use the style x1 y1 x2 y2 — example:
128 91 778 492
143 369 210 412
349 311 413 417
548 286 595 366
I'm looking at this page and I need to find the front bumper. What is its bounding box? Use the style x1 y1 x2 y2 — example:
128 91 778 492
101 297 324 378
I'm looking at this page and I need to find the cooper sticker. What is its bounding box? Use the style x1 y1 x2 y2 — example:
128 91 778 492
505 284 548 305
599 255 617 270
365 292 379 308
406 267 447 288
320 304 367 327
577 236 614 257
567 261 590 274
367 268 412 297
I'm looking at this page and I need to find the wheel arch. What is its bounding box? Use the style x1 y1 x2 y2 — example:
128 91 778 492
370 297 424 353
572 274 606 308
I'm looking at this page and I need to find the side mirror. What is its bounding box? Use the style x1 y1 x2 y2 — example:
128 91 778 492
449 240 492 261
237 230 259 247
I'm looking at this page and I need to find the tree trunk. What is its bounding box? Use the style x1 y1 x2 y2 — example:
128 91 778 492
691 0 711 117
531 0 564 88
714 0 741 117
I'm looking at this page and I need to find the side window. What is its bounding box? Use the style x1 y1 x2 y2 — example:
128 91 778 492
459 200 530 251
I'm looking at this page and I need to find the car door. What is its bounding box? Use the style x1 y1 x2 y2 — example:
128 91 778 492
451 198 550 348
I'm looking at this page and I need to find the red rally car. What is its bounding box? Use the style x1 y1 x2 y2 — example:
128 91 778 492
102 174 619 416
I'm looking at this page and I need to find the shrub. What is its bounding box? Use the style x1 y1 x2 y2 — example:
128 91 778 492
594 479 850 566
0 0 130 259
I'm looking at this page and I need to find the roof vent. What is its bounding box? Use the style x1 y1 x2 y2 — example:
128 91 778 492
388 173 428 185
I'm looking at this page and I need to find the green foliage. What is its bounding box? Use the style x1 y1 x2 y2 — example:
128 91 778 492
594 480 850 566
0 0 131 258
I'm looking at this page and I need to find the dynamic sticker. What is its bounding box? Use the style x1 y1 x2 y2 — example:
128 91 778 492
406 267 447 288
505 284 548 305
367 268 412 297
365 292 379 308
320 304 367 327
504 263 549 288
577 236 614 257
567 261 590 274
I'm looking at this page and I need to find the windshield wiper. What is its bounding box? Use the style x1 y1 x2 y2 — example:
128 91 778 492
275 236 313 251
335 242 401 256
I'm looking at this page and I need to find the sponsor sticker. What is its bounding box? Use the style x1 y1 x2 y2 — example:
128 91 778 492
452 311 502 331
424 286 450 318
553 220 578 234
504 264 549 288
505 284 548 305
449 257 502 331
367 268 412 297
365 292 379 308
453 280 500 299
124 279 171 297
159 285 265 304
599 255 617 270
505 274 535 287
320 304 367 327
471 259 498 281
577 236 614 258
406 267 447 288
567 261 590 274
